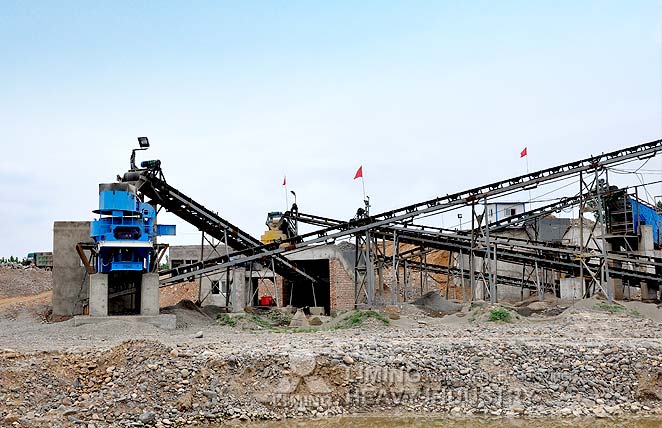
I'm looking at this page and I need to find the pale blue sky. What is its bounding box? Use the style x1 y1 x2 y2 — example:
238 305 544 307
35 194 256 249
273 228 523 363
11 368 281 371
1 1 661 256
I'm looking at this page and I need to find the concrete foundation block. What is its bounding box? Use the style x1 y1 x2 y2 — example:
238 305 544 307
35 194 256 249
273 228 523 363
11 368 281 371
623 286 638 300
612 278 624 300
89 274 108 317
641 282 659 302
73 314 177 330
497 284 529 302
560 277 584 300
309 307 325 316
141 273 160 316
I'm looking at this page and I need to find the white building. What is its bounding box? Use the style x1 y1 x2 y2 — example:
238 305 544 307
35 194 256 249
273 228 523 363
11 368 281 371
485 202 527 223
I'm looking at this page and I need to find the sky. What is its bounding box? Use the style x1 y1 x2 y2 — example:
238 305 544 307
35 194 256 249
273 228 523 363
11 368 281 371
1 1 661 257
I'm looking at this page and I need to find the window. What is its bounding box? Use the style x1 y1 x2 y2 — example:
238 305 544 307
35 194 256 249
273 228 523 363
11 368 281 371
510 208 517 216
211 280 220 294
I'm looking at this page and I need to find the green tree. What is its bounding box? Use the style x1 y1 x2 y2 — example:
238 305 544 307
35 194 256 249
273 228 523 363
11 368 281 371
158 255 170 271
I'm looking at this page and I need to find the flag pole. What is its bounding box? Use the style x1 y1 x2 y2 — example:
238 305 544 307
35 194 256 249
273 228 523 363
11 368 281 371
284 175 289 211
361 176 366 201
526 154 532 210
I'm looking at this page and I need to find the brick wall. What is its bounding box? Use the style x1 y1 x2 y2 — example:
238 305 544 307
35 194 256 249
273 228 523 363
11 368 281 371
256 276 284 305
329 258 354 310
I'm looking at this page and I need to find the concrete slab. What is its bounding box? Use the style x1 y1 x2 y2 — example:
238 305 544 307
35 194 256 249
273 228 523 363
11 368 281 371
73 314 177 330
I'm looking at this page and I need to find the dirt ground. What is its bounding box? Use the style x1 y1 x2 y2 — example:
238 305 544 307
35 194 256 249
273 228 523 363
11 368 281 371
0 289 659 354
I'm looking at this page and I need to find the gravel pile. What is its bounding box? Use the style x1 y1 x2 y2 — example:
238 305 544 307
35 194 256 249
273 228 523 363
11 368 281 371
0 266 52 298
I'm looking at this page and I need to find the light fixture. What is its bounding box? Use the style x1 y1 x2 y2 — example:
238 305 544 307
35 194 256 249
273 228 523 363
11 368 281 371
130 137 151 169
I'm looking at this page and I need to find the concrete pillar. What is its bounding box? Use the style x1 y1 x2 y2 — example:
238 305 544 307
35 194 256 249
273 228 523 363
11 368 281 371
641 225 655 253
89 274 108 317
231 268 247 312
474 279 486 301
141 273 160 316
612 278 624 300
52 221 93 317
604 242 623 300
638 225 658 301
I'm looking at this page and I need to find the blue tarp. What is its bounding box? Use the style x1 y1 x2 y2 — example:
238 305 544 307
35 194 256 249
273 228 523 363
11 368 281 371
630 198 662 246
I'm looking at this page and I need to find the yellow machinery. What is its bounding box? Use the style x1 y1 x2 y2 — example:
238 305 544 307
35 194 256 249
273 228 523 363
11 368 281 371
260 212 289 245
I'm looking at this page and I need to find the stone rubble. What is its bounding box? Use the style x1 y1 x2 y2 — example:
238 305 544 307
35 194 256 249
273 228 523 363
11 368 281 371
0 299 661 426
0 322 661 426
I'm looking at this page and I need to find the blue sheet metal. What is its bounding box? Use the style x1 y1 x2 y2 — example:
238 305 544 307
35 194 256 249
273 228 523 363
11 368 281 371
630 197 662 246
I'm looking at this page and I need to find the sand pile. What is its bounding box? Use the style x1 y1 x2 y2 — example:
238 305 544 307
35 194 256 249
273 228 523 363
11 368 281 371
412 291 462 316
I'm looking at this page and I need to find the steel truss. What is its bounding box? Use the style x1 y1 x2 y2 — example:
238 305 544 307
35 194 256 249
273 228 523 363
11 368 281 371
149 139 662 307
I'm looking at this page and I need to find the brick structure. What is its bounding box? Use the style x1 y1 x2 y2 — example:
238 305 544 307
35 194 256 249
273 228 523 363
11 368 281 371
329 258 355 310
256 277 284 305
169 243 450 313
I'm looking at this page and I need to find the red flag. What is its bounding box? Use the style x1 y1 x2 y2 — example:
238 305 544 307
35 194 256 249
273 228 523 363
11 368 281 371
520 147 528 158
354 165 363 180
282 175 286 186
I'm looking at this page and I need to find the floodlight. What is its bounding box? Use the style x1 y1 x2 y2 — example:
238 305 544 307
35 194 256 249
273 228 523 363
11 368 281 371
137 137 150 148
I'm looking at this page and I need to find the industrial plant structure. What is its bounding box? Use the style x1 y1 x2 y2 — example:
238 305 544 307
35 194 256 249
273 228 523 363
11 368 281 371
52 138 662 323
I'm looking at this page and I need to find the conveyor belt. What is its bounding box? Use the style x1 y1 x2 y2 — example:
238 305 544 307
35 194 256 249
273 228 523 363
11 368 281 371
380 227 662 286
154 139 662 284
130 170 317 285
287 192 585 234
282 210 662 287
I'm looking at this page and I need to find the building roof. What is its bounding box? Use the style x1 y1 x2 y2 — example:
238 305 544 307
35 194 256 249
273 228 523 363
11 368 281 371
486 201 527 205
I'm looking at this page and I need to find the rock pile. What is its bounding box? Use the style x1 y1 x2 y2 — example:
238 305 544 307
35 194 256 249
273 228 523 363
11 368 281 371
1 334 662 426
0 266 52 298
